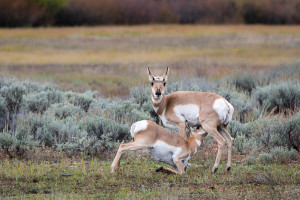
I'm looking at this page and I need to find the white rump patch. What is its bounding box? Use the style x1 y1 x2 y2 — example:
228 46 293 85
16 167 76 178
174 104 200 126
130 120 148 138
213 98 234 124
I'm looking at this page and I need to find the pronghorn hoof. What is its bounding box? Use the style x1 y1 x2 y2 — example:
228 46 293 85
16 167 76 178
227 167 231 172
212 167 218 173
110 168 118 173
155 166 164 172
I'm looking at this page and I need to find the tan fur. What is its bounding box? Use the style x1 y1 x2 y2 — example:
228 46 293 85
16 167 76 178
111 121 207 174
148 67 234 173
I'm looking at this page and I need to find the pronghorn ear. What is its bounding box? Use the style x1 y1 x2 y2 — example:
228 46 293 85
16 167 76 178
147 67 154 82
163 67 169 81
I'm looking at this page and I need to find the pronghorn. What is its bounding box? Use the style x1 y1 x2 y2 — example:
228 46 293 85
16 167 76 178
147 67 234 173
111 120 207 174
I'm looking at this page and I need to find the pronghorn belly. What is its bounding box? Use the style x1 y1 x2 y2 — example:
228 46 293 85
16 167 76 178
213 98 234 124
174 104 200 126
148 141 182 167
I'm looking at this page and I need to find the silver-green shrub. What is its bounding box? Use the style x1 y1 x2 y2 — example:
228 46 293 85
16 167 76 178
258 152 273 164
45 102 83 119
255 81 300 112
0 131 17 153
233 133 259 154
0 82 26 119
65 91 96 112
270 146 298 163
244 156 256 165
284 112 300 151
0 97 8 130
79 116 130 141
232 73 256 94
23 90 64 113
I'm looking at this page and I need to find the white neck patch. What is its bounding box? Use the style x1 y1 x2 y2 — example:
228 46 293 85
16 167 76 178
196 139 201 147
152 96 163 104
197 130 206 135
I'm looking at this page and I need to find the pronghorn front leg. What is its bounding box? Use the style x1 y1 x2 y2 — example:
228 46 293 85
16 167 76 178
111 142 147 173
176 123 187 138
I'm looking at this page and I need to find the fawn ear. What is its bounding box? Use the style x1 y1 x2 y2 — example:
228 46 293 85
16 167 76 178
147 67 155 82
162 67 169 81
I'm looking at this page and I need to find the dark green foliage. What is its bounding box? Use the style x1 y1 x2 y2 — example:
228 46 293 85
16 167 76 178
34 0 68 15
2 0 300 27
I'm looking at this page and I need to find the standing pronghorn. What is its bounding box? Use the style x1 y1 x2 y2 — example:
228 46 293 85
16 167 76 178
111 120 207 174
147 67 234 173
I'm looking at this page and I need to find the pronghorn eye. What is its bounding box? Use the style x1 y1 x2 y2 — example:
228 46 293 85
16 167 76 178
151 82 154 86
163 82 166 86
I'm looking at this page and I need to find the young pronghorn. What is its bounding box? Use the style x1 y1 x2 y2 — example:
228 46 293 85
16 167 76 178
111 120 207 174
147 67 234 173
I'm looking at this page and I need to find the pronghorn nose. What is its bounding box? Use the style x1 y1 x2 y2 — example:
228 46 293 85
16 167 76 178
155 90 161 96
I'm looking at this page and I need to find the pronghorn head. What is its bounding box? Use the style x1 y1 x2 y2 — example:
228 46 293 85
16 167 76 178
147 67 169 99
190 126 207 137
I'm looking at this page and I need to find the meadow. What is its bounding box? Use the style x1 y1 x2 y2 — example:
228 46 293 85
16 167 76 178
1 25 300 96
0 25 300 199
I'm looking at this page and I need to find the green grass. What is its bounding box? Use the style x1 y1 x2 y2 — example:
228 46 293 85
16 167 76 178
1 152 299 199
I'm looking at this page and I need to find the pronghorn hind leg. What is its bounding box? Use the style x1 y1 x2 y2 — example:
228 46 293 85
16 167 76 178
111 142 148 173
173 158 185 174
201 123 226 173
155 166 180 174
219 125 233 171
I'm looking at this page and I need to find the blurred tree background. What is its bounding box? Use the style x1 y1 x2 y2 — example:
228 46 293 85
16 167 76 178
1 0 300 27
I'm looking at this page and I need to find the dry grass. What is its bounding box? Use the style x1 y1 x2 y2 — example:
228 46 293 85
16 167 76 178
0 25 299 96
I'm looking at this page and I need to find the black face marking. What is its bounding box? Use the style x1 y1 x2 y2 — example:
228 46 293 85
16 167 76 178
163 82 166 86
151 82 154 86
152 77 155 81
